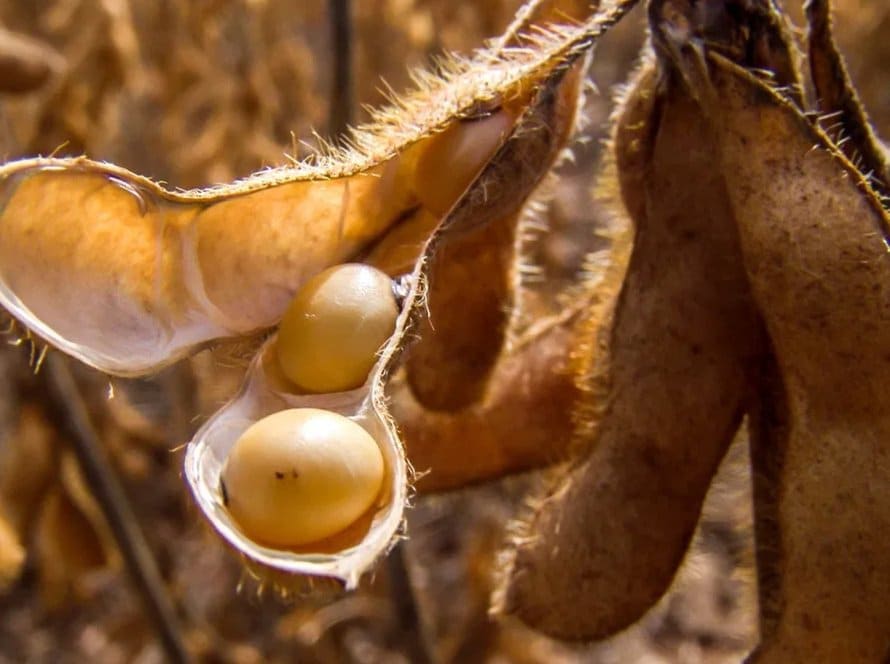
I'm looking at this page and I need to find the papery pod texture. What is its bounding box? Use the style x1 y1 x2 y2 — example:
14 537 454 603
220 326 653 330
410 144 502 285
498 1 890 661
0 1 628 377
3 0 886 657
0 0 641 590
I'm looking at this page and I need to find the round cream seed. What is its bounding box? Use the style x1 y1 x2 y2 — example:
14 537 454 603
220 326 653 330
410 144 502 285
222 408 385 548
276 263 398 393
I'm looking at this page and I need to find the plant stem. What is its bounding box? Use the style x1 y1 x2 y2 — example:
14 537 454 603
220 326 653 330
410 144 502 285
42 355 191 664
386 542 432 663
328 0 354 139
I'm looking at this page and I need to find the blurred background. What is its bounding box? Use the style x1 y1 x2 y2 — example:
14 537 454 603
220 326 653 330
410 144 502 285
0 1 886 662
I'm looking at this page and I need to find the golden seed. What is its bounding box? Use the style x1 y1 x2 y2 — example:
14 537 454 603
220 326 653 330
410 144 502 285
276 263 398 393
222 408 385 548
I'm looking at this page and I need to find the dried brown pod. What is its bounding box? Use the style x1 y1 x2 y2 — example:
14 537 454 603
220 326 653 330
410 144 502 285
402 62 584 412
394 298 588 492
497 1 890 660
806 0 889 193
496 52 765 639
705 54 890 664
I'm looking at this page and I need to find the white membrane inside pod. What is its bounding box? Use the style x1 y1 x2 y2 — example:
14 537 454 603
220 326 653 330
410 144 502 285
0 168 226 373
184 338 406 588
222 408 385 547
0 160 410 376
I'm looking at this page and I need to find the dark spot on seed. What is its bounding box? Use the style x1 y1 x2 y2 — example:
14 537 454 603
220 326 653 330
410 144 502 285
275 471 285 479
291 468 299 478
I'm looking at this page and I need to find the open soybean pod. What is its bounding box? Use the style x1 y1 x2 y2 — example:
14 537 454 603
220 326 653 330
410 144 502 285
0 2 616 377
188 1 636 589
0 0 636 589
185 332 406 589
